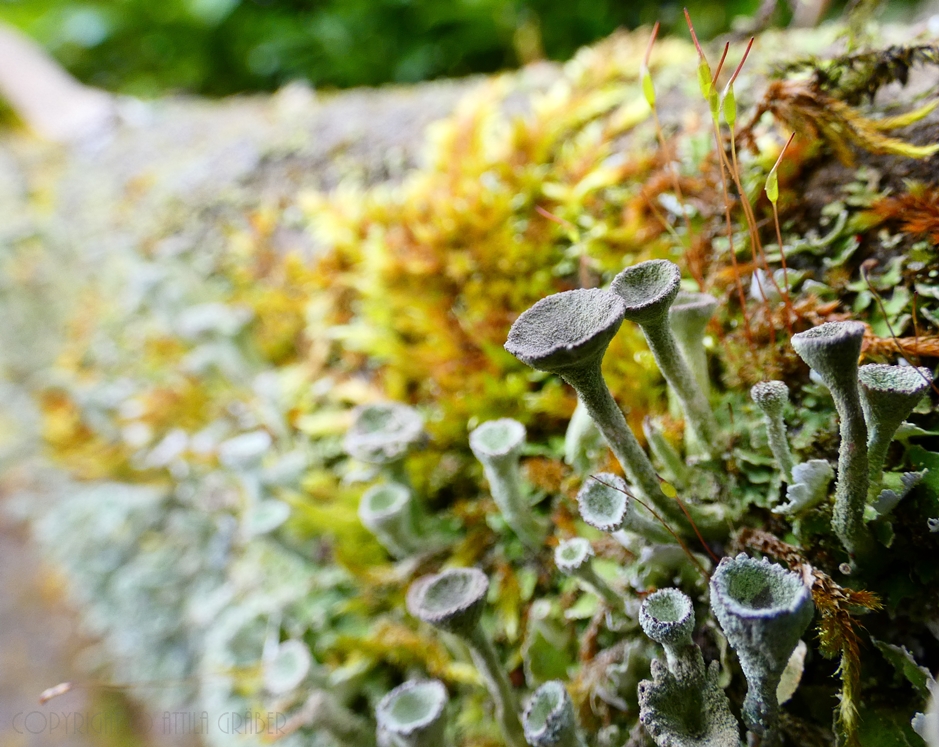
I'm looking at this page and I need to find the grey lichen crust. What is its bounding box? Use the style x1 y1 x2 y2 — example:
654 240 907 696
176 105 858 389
858 363 933 483
791 321 872 561
522 681 586 747
709 554 814 734
750 381 795 483
376 679 449 747
611 260 718 451
407 567 489 637
344 402 425 465
638 659 740 747
470 418 545 549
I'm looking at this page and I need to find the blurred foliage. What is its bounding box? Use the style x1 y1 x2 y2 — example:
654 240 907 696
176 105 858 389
0 0 801 96
10 14 939 747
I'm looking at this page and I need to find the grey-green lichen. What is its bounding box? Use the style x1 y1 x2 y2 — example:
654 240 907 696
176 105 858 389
344 401 425 467
637 589 739 747
858 363 933 486
407 568 525 747
709 554 814 735
470 418 546 550
376 679 449 747
668 291 718 399
522 681 586 747
791 321 873 561
611 260 718 452
750 381 795 483
505 288 711 536
576 473 674 544
359 482 421 558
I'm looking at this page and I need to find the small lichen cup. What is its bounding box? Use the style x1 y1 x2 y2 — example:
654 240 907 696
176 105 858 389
344 402 425 483
376 679 449 747
469 418 545 549
554 537 629 615
407 568 525 747
709 554 814 735
522 681 586 747
577 473 673 544
639 589 698 678
750 381 795 483
611 260 718 451
857 363 933 484
359 482 421 558
791 321 872 561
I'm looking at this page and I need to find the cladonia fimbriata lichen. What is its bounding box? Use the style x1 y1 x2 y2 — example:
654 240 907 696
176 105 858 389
577 473 674 544
554 537 629 614
359 482 421 558
669 291 719 399
407 568 525 747
791 321 873 561
470 418 546 549
709 554 814 735
639 589 698 677
857 363 933 487
522 681 586 747
344 402 425 482
611 260 718 452
505 287 711 535
376 679 449 747
637 588 739 747
750 381 795 483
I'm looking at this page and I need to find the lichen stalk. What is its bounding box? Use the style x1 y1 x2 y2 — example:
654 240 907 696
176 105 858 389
470 419 545 550
561 363 688 529
791 323 874 561
466 625 527 747
750 382 795 483
611 261 719 453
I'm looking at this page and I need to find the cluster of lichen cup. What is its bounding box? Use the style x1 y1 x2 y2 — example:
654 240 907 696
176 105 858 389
347 258 932 746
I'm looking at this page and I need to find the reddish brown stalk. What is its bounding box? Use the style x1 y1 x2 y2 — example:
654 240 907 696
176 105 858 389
711 42 730 86
535 204 576 232
770 132 797 335
671 492 720 563
643 21 660 68
684 8 756 360
711 118 757 364
644 22 702 287
590 475 711 581
683 8 706 59
726 37 754 88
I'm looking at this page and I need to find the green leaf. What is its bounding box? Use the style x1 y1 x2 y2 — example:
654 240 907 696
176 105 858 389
856 705 928 747
872 637 934 699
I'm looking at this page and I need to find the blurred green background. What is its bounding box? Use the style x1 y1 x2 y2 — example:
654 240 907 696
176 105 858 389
0 1 930 97
0 0 874 97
